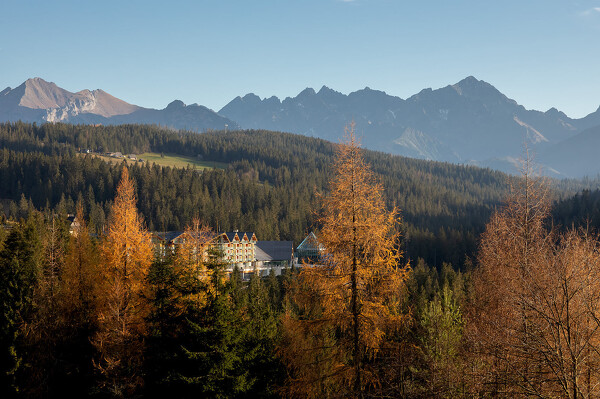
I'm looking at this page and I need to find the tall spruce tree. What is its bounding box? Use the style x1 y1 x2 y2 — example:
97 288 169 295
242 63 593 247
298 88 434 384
145 219 215 397
242 270 282 398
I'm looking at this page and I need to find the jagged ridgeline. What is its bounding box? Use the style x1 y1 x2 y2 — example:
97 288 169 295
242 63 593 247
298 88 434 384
0 122 510 267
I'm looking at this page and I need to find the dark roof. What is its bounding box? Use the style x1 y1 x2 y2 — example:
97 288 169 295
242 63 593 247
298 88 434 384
153 231 184 242
255 241 293 262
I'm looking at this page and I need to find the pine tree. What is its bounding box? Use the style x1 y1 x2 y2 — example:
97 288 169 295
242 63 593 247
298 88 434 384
280 124 409 398
0 218 43 396
145 219 215 397
93 166 153 396
243 270 282 398
176 248 250 398
418 283 465 398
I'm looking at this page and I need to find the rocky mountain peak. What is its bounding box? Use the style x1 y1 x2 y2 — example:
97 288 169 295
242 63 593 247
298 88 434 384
451 76 517 106
20 77 71 109
297 87 316 98
165 100 186 110
241 93 263 103
317 85 341 95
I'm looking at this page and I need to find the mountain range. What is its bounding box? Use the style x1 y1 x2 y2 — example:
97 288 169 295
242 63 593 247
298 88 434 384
2 77 600 177
219 77 600 178
0 78 238 131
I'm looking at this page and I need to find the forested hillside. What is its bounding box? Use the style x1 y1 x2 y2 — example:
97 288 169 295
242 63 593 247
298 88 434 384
0 122 512 267
552 188 600 231
3 122 600 397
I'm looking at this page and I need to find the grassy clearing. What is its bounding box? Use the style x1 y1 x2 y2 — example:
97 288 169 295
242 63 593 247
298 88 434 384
88 152 228 170
137 153 228 169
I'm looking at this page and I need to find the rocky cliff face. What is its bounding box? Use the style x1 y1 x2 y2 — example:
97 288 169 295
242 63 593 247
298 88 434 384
1 77 140 122
41 88 140 122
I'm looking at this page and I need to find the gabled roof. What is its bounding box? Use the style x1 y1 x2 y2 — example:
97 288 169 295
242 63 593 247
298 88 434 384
218 232 258 243
297 232 324 251
223 232 238 242
152 231 184 243
153 231 216 245
236 232 257 242
255 241 293 261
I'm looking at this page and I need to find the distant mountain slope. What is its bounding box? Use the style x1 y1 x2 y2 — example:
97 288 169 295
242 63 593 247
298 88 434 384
3 76 600 176
220 76 600 177
539 125 600 177
0 78 238 131
0 77 140 121
108 100 238 132
573 105 600 131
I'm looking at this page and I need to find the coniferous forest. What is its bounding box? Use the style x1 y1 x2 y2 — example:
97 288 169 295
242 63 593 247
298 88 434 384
2 122 600 397
0 122 512 267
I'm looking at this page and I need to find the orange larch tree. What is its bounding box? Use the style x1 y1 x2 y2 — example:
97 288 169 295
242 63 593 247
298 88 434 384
172 217 215 311
470 155 600 398
469 155 554 395
280 124 409 398
94 166 153 396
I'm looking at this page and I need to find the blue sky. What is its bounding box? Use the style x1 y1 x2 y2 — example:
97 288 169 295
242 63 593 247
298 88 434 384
1 0 599 118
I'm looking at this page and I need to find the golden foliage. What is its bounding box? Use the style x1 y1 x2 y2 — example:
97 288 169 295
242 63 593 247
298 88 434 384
470 156 600 398
60 203 98 325
173 218 215 310
93 166 153 395
281 124 409 398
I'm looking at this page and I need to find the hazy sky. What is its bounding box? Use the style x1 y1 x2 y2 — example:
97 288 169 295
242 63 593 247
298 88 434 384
1 0 599 118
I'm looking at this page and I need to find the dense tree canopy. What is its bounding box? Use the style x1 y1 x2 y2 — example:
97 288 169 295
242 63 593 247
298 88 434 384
281 128 408 398
0 121 517 268
2 122 600 397
469 161 600 397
